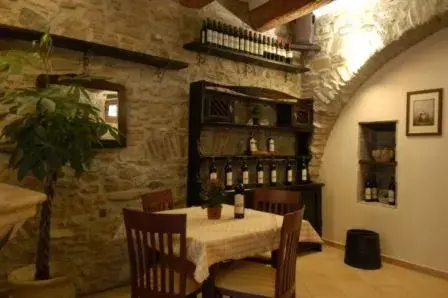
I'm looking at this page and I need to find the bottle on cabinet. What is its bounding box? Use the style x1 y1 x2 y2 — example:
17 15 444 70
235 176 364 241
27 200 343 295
224 159 233 190
241 159 249 186
267 136 275 153
364 176 372 202
300 156 309 183
387 176 396 206
247 133 257 154
371 175 378 201
285 160 293 185
209 159 218 182
256 160 264 186
234 179 245 219
269 161 277 186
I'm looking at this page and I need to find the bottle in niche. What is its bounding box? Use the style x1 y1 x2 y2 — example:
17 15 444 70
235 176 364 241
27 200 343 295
244 29 250 53
267 136 275 153
285 160 293 185
364 176 372 202
247 133 257 154
217 21 224 47
387 176 396 206
269 161 277 186
241 159 249 186
206 19 213 44
209 158 218 182
286 42 293 64
224 159 233 190
256 160 264 186
212 20 218 46
234 179 245 219
300 156 308 183
201 20 207 44
371 175 378 201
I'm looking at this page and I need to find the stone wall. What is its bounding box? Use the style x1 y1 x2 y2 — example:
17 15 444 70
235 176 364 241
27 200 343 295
0 0 300 295
304 0 448 177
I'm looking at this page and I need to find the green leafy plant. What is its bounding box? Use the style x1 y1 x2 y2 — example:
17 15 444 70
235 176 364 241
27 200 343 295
0 31 119 280
200 179 227 208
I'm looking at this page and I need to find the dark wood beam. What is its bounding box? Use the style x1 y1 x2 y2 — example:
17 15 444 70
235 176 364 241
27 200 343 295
250 0 333 31
177 0 215 8
217 0 251 25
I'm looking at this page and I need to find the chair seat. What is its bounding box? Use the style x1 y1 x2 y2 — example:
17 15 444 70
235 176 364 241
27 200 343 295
149 267 201 295
215 260 276 297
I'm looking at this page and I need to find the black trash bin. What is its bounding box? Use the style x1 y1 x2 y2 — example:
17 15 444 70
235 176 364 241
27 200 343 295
344 229 381 270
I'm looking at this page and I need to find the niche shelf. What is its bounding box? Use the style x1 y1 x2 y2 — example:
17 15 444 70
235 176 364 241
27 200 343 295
358 121 397 207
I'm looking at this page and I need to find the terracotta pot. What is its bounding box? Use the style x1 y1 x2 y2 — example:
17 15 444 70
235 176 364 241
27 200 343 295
8 263 75 298
207 206 222 220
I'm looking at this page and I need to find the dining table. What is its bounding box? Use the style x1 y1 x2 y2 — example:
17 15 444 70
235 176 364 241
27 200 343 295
115 204 322 284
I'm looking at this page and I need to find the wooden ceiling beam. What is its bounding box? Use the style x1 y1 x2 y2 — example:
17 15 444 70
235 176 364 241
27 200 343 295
177 0 215 9
250 0 333 31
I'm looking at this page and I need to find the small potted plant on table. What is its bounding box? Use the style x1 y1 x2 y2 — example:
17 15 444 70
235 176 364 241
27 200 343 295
200 179 227 220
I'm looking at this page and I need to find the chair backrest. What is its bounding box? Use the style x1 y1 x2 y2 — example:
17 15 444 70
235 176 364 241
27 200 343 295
253 189 302 215
123 208 190 298
141 189 174 213
275 207 304 298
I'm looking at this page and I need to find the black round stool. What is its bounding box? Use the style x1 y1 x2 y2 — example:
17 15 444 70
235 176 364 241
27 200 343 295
344 229 381 270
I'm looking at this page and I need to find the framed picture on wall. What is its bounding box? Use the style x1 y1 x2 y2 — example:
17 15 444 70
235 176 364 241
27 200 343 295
406 88 443 136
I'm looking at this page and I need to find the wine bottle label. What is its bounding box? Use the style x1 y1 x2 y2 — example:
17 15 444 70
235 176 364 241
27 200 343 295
243 171 249 184
223 34 229 47
287 170 293 182
234 194 245 214
210 172 217 181
212 31 218 45
271 171 277 183
226 172 232 186
372 188 378 199
268 141 275 152
207 29 212 43
388 190 395 202
301 169 307 181
250 139 257 152
257 171 264 184
365 188 372 200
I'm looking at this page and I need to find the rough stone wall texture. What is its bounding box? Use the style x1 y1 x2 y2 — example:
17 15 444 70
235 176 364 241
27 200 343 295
304 0 448 177
0 0 300 295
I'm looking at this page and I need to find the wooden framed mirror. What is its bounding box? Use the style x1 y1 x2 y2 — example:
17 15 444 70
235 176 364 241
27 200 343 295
36 74 127 148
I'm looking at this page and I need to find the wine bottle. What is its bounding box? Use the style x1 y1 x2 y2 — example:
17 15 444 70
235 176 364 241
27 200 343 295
256 160 264 186
388 176 396 205
212 20 218 46
257 34 263 56
241 159 249 186
262 36 267 58
286 42 293 64
300 157 308 183
234 179 245 219
217 21 224 47
285 160 293 185
270 161 277 186
248 31 254 54
253 33 259 56
244 30 250 53
225 159 233 190
270 38 276 60
266 37 271 59
364 176 372 202
209 159 218 182
206 18 213 44
267 137 275 153
371 175 378 201
274 39 279 61
279 41 285 62
247 134 257 154
238 27 244 51
223 24 229 48
201 20 207 44
230 26 236 50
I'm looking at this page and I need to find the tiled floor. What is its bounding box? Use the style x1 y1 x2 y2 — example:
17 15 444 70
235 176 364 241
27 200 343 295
86 245 448 298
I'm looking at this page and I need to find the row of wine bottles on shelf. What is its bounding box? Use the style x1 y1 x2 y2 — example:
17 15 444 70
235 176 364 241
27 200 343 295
209 158 309 189
200 18 294 64
364 175 396 205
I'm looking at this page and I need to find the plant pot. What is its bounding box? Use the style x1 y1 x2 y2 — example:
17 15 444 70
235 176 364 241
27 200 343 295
207 206 222 220
8 263 75 298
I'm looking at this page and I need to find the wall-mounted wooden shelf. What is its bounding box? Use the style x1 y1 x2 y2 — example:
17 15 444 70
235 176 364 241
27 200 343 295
183 41 309 73
291 43 321 52
202 122 312 133
359 160 397 166
0 25 189 70
200 154 296 161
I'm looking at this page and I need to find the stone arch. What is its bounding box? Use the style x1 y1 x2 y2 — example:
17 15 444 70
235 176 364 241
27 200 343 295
303 2 448 177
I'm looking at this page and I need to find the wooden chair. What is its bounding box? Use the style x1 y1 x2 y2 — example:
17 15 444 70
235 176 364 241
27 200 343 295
248 189 302 264
214 208 304 298
122 208 201 297
141 189 174 213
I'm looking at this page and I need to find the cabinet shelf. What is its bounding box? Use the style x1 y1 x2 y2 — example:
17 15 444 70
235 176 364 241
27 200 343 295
183 41 309 74
202 122 312 133
223 183 313 192
200 154 296 161
359 160 397 166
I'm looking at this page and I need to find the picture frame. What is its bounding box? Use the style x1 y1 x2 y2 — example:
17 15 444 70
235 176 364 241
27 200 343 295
406 88 443 136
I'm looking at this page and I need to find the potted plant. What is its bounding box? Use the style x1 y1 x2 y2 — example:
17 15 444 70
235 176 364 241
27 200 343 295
0 31 119 298
200 179 227 220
